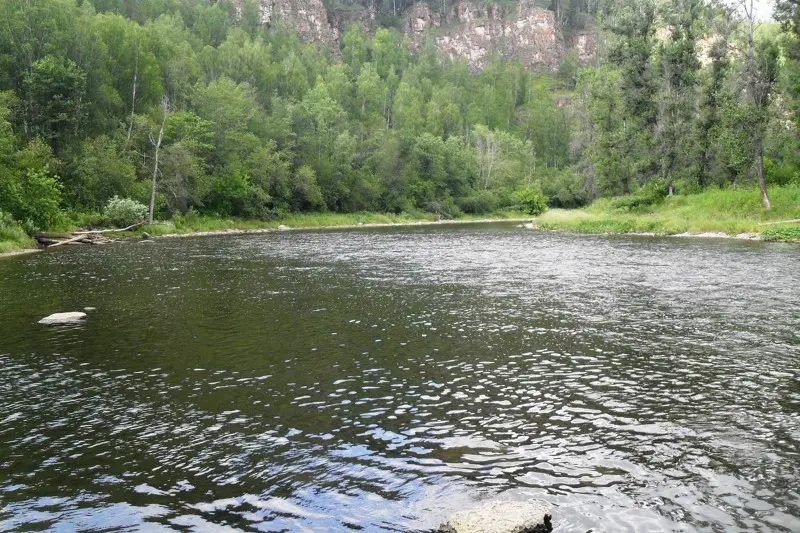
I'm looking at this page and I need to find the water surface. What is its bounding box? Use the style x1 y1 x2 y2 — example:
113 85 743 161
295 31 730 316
0 225 798 532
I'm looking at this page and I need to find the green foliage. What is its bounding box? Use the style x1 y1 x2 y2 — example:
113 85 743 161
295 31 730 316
73 135 136 208
103 196 147 227
557 50 581 89
3 166 64 231
611 178 669 210
0 210 33 252
538 168 589 208
291 166 326 211
0 0 797 238
205 173 250 217
761 225 800 242
536 185 800 235
514 186 548 215
20 55 87 152
457 191 499 215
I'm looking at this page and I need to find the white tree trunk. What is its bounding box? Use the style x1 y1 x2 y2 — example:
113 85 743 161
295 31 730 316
148 96 171 224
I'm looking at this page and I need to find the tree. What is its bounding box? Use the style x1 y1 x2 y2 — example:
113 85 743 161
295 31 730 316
655 0 702 194
605 0 659 191
20 55 87 153
697 5 735 187
73 135 136 208
740 0 780 209
148 96 171 223
291 165 325 211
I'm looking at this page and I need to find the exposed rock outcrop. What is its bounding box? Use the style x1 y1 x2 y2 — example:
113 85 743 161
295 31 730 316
405 1 594 71
230 0 340 47
227 0 597 72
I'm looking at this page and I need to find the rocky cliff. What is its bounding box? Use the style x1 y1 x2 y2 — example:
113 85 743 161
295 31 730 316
404 1 595 71
229 0 597 72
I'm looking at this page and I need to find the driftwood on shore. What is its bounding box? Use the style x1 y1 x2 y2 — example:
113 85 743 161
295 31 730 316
35 222 144 248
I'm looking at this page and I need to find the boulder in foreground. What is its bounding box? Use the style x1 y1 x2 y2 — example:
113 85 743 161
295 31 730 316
38 312 87 325
441 500 553 533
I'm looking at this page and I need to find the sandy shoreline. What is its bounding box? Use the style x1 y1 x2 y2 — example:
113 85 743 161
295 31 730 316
0 219 785 259
0 248 41 259
152 217 533 239
0 218 531 258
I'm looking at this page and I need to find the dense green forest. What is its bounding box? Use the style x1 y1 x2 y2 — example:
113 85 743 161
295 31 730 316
0 0 799 243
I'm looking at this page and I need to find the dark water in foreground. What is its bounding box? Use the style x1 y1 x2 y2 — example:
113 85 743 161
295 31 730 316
0 225 798 532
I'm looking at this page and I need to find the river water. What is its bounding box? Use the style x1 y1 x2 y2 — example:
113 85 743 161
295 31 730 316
0 224 798 532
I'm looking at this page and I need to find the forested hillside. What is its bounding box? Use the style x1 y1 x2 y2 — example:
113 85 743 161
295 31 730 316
0 0 798 243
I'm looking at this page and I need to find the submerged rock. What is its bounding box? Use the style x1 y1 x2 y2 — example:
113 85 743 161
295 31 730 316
38 312 87 325
441 501 552 533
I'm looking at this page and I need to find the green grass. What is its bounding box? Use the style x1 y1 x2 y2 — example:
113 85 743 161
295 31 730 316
535 185 800 240
0 223 34 254
762 225 800 242
2 209 529 253
136 210 528 237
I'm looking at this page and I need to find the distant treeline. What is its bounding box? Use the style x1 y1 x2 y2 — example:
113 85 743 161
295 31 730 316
0 0 798 235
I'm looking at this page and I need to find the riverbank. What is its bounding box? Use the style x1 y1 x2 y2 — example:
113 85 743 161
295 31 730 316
3 187 799 258
139 211 529 238
0 211 529 258
533 186 800 242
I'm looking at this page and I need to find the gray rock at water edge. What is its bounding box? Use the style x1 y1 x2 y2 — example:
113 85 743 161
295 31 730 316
278 225 290 231
440 501 553 533
141 232 151 240
38 312 88 325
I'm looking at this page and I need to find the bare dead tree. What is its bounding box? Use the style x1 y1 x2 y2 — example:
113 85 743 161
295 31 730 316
126 39 140 143
148 95 171 224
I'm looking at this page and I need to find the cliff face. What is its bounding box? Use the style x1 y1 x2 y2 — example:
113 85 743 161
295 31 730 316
230 0 341 47
405 1 595 71
229 0 596 72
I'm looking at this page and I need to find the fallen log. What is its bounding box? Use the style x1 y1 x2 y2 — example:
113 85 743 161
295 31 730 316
35 232 75 240
37 222 143 248
48 234 91 248
74 222 144 234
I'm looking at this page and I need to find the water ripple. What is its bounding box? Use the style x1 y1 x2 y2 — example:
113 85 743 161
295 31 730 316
0 226 798 532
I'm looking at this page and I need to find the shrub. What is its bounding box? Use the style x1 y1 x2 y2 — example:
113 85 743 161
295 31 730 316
103 196 147 227
205 173 250 216
19 167 63 230
0 210 32 251
611 178 669 210
539 169 591 208
425 196 461 219
762 226 800 242
291 166 326 212
457 191 499 214
514 186 548 215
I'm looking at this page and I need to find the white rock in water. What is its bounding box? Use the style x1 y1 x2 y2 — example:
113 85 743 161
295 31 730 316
278 224 290 231
38 312 87 325
524 223 535 229
442 501 552 533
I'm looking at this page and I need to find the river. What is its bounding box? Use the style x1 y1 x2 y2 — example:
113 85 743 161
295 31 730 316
0 224 798 532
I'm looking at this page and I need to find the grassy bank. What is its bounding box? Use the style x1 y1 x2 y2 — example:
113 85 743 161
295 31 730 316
137 210 528 237
534 186 800 242
0 217 34 254
0 210 528 255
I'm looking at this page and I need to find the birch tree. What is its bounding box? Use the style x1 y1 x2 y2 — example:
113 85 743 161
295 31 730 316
148 95 171 224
